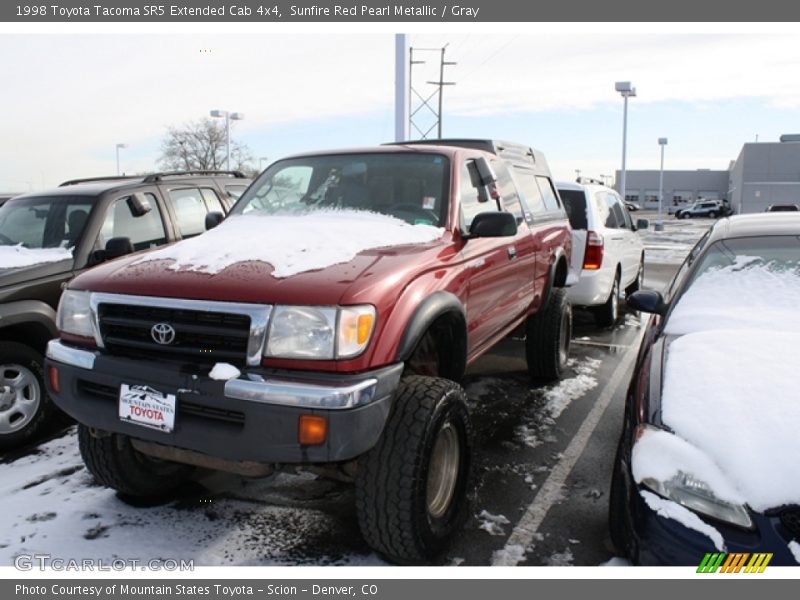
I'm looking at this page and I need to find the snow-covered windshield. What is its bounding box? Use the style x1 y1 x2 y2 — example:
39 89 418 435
233 153 450 227
0 196 94 250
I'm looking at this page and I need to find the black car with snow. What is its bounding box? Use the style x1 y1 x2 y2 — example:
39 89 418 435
0 171 250 448
610 213 800 565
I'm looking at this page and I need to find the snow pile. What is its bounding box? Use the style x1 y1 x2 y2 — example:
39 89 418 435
660 329 800 511
542 357 601 419
0 245 72 269
640 491 725 551
476 510 510 536
208 363 241 381
133 211 443 278
789 541 800 565
665 262 800 335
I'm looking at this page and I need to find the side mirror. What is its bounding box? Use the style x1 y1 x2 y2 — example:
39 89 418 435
205 211 224 230
468 211 517 238
474 157 497 186
105 236 134 260
635 218 650 231
627 290 667 315
127 192 152 218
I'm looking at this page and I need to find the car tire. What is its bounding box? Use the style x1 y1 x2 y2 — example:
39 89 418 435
680 211 691 219
526 288 572 381
595 274 621 327
708 211 717 218
625 259 644 298
0 342 56 449
78 425 193 499
355 376 473 564
608 439 630 557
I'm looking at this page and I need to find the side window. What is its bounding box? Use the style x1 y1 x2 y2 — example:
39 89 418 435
99 194 166 252
595 192 613 228
226 185 247 201
609 194 630 229
167 188 209 238
201 188 226 213
511 167 547 216
491 160 524 224
535 176 562 211
459 160 493 229
603 194 624 228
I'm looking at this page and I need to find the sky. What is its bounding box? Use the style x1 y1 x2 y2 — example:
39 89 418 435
2 31 800 191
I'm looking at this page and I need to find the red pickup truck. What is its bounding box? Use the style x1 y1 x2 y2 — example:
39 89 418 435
46 140 572 563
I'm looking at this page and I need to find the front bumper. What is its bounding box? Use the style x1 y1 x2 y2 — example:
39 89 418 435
46 340 403 464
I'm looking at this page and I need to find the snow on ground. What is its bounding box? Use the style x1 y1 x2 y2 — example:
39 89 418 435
639 218 710 265
476 510 511 536
789 541 800 565
0 429 386 566
600 557 632 566
544 547 574 566
0 245 72 269
134 211 443 278
640 491 725 551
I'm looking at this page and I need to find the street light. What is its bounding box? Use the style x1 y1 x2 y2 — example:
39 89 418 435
115 143 127 175
615 81 636 203
210 109 245 170
575 168 581 182
657 137 668 231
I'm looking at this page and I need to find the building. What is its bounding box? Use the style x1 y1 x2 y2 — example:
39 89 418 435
617 135 800 214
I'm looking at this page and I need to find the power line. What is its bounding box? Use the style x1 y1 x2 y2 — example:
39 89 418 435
409 44 456 139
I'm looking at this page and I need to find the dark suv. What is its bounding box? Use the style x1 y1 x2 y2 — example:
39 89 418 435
0 171 251 448
46 141 572 563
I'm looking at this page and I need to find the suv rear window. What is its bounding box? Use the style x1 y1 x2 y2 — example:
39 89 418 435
235 153 450 227
558 190 588 230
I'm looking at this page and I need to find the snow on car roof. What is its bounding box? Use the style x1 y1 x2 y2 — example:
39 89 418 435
133 210 444 278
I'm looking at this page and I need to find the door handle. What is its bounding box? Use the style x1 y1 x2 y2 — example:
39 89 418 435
507 246 517 259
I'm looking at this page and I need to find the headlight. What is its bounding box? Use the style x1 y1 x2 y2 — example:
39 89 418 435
633 425 753 529
264 305 376 360
56 290 95 340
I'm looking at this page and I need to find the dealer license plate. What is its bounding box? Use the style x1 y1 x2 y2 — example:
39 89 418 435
119 383 176 433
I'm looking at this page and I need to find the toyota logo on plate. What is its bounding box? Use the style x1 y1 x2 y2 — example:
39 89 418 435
150 323 176 345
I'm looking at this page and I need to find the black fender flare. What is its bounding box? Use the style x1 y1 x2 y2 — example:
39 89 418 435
0 300 59 341
540 247 570 309
394 291 467 379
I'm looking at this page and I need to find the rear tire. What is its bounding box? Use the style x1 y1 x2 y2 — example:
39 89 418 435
526 288 572 381
355 376 473 564
595 275 621 327
0 343 55 449
608 440 630 557
78 425 192 499
680 211 691 219
708 211 717 218
625 259 644 297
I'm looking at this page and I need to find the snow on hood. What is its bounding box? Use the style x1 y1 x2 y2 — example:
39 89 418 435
133 210 444 278
0 245 72 269
660 328 800 512
665 261 800 335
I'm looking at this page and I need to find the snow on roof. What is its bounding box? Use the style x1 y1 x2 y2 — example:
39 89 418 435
0 245 72 269
660 328 800 511
133 210 444 278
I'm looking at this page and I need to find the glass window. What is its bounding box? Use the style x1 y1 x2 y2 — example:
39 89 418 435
594 192 614 228
492 160 524 223
201 188 226 214
536 176 561 211
236 153 449 227
99 194 166 252
225 185 248 201
511 167 546 215
558 189 588 230
609 196 627 229
0 195 94 249
167 188 208 238
460 160 491 228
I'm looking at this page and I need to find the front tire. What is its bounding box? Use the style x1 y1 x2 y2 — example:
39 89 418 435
0 342 55 449
78 425 192 499
355 376 473 564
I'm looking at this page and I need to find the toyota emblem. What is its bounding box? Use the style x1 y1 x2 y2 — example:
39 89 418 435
150 323 176 345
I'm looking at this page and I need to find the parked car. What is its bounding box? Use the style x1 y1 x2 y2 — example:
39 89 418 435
766 203 799 212
610 213 800 565
675 200 724 219
557 181 648 326
625 201 641 211
0 171 251 448
45 140 573 563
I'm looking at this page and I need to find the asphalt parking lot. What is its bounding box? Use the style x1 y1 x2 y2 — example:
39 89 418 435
0 212 711 567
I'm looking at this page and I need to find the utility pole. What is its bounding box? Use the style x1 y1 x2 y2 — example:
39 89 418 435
394 34 409 142
409 44 456 139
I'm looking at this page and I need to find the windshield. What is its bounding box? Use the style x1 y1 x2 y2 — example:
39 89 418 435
0 195 95 249
232 153 450 227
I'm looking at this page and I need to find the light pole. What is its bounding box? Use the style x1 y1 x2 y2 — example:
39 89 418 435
115 143 127 175
615 81 636 203
657 137 668 231
210 109 245 170
259 156 269 170
575 169 581 182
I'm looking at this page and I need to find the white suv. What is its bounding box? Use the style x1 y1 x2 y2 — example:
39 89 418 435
557 181 648 326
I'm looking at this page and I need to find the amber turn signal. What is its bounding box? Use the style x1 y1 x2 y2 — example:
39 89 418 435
48 365 60 394
298 415 328 446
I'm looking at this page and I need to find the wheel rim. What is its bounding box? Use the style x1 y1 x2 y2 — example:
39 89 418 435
0 363 41 434
426 421 461 519
558 304 572 367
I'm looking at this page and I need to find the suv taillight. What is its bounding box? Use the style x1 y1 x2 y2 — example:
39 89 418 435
583 231 604 270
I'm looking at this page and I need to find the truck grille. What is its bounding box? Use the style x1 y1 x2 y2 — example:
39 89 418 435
97 303 252 367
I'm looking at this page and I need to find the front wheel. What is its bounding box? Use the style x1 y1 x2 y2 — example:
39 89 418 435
526 288 572 381
355 376 473 564
0 342 56 449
